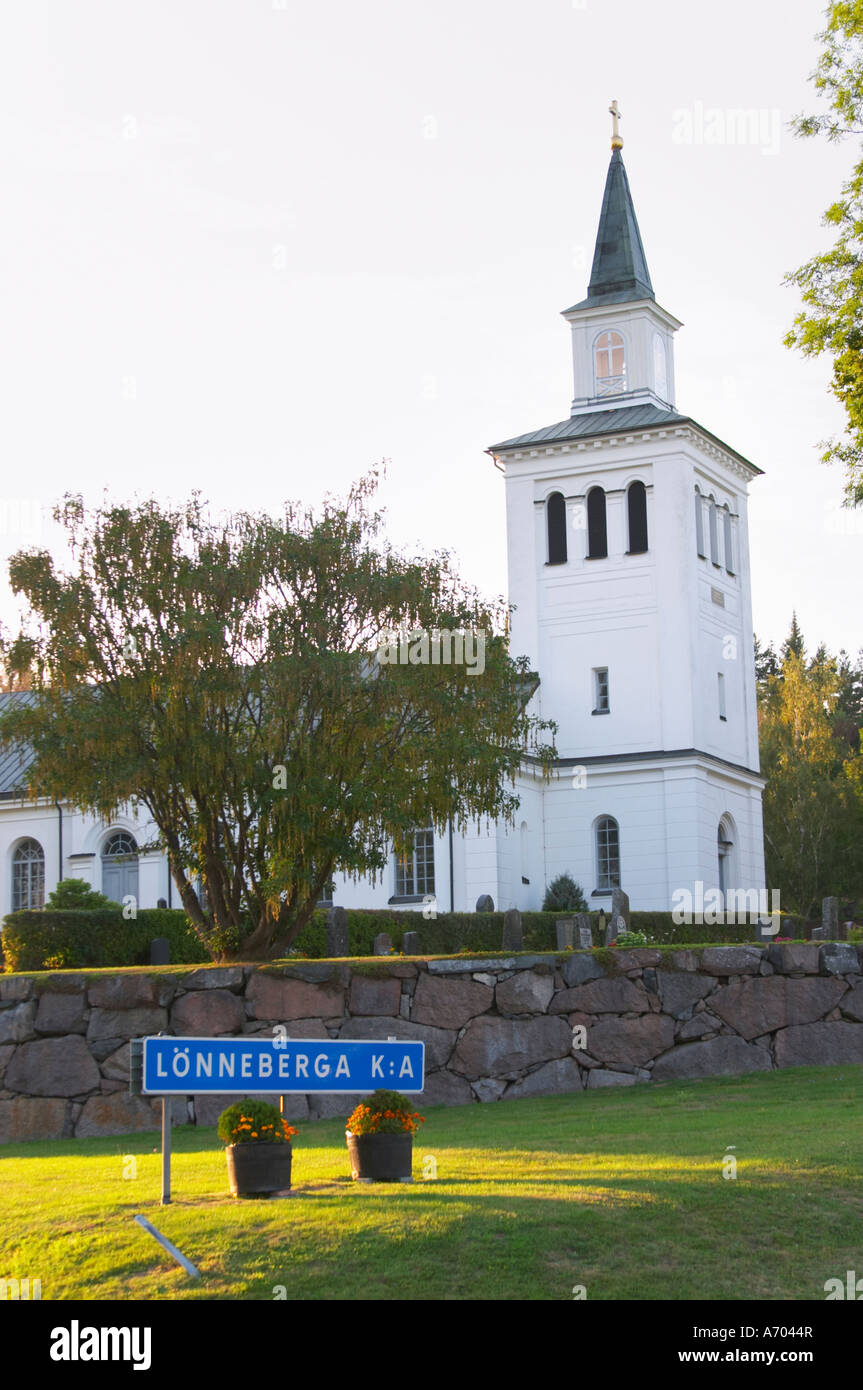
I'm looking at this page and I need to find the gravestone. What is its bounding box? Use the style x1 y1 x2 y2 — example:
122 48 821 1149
575 913 593 949
150 938 170 966
402 930 420 955
822 897 839 940
810 926 826 941
604 915 622 947
475 894 495 913
373 933 393 956
502 908 523 950
611 887 630 930
326 906 349 957
156 898 167 910
555 917 576 949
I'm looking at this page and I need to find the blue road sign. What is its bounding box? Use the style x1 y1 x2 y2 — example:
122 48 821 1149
140 1036 424 1095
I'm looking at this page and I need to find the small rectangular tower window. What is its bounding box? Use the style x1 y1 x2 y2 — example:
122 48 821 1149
718 672 727 722
593 668 610 714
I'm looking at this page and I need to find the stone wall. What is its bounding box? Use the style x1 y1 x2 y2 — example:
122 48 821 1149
1 943 863 1142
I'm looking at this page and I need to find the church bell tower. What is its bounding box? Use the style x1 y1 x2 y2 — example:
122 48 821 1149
488 104 766 912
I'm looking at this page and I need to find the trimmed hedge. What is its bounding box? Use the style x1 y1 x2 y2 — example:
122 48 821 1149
2 903 802 972
0 908 209 973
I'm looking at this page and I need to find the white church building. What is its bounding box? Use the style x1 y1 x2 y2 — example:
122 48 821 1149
0 121 766 922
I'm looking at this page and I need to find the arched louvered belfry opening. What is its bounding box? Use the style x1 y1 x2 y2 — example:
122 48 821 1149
723 505 735 575
546 491 567 565
627 480 648 554
708 495 720 566
695 486 705 558
587 487 607 559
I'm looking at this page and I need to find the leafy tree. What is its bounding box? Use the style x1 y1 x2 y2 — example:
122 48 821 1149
754 633 780 685
758 648 863 916
0 477 555 961
780 611 806 664
785 0 863 505
45 879 121 911
542 873 587 912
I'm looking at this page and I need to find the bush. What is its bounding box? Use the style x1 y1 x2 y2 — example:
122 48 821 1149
542 874 588 912
45 879 121 911
217 1100 296 1146
345 1089 425 1135
0 908 210 972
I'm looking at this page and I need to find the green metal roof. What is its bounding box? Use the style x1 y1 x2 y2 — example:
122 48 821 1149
487 403 764 474
565 148 654 312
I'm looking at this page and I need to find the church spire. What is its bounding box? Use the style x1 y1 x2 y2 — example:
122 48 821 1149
580 106 654 308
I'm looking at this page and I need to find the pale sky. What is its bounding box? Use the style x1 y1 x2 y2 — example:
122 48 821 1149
0 0 858 661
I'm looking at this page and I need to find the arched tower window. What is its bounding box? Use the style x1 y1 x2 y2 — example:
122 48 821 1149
101 831 139 904
546 492 567 565
653 331 668 400
594 331 626 397
587 487 607 559
627 480 648 554
595 816 620 893
12 838 44 911
708 495 720 567
695 487 706 558
723 506 735 575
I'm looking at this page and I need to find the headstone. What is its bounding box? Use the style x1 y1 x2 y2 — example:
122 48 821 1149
326 906 349 957
150 938 170 966
502 908 523 951
555 917 576 949
822 896 839 940
156 898 167 910
402 930 420 955
373 933 393 956
576 913 593 950
610 887 630 930
604 915 622 947
475 894 494 913
810 926 826 941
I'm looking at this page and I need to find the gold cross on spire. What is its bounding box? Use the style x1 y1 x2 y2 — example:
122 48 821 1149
609 99 623 150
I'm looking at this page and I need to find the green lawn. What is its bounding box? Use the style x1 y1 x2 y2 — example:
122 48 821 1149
3 1066 861 1301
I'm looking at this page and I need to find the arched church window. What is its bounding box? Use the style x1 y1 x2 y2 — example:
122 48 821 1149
520 821 529 885
594 331 626 397
587 487 607 559
723 506 734 575
708 496 720 567
695 487 706 558
595 817 620 893
717 818 734 900
626 481 648 554
12 838 44 911
546 492 567 565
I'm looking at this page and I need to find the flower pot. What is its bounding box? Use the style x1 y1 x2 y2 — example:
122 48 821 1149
225 1142 293 1198
346 1131 413 1183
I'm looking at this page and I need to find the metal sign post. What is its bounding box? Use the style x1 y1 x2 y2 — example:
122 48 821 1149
161 1098 171 1206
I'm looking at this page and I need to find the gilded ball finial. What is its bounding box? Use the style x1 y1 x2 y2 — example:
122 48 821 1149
609 99 623 150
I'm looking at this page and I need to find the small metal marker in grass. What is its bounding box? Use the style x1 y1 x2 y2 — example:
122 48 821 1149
133 1215 201 1280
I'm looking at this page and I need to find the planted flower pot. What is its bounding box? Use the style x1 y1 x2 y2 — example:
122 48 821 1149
225 1141 293 1197
345 1090 424 1183
346 1131 413 1183
217 1100 298 1199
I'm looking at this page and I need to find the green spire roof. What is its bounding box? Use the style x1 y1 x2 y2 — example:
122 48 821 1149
566 148 654 311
